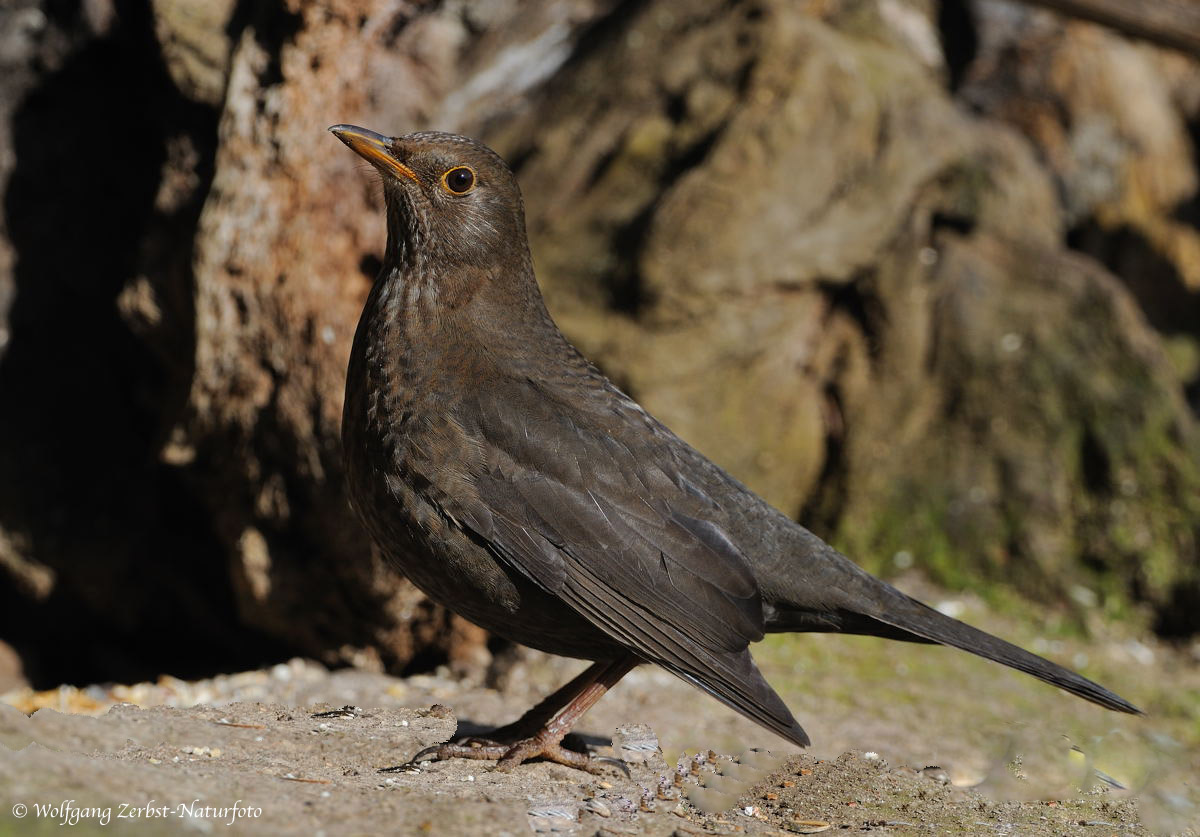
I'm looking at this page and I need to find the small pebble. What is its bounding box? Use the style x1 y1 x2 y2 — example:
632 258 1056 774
612 723 661 764
584 799 611 817
920 766 950 785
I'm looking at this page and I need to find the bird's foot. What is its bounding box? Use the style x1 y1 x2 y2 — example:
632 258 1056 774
381 659 638 775
390 730 627 775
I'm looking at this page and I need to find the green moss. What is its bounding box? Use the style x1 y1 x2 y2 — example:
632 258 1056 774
1163 334 1200 384
830 483 966 587
850 249 1200 630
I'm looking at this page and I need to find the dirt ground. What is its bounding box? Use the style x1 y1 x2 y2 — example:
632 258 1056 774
1 584 1198 836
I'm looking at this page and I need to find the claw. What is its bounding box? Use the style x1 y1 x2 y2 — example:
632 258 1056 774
589 755 632 778
407 744 440 763
379 743 443 772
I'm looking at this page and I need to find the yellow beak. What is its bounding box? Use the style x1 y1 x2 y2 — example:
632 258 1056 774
329 124 419 182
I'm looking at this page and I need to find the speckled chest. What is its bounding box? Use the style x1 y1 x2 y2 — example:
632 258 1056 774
340 282 623 660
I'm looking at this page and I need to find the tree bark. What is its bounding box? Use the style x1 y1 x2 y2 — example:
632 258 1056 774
1017 0 1200 55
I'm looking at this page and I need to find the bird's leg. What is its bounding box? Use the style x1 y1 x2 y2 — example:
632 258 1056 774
400 656 637 772
494 656 636 771
478 657 631 741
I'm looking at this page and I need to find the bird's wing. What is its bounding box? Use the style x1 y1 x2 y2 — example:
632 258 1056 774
442 376 809 747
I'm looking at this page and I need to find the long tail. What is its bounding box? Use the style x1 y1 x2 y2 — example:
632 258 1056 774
865 591 1138 713
767 543 1141 715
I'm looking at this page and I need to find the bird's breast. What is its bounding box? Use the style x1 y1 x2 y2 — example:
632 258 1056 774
342 288 523 600
340 320 622 659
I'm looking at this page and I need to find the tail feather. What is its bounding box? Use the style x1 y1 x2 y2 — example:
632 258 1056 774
865 593 1141 714
766 548 1141 715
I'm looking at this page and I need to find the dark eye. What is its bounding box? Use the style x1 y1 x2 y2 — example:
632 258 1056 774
441 166 475 194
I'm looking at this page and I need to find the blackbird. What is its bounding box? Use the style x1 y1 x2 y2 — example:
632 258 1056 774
331 124 1139 771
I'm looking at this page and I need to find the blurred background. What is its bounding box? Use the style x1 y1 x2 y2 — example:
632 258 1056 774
0 0 1197 708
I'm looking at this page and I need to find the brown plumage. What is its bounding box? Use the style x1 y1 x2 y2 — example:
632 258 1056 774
331 125 1139 771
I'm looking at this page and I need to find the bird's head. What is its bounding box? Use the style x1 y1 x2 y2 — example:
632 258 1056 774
330 125 529 276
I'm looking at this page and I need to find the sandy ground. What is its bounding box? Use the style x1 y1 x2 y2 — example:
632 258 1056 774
1 585 1198 836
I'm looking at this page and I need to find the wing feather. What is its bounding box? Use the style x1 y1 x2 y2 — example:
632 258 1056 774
433 380 809 746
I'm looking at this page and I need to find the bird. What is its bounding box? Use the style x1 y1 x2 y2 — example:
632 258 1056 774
329 124 1139 771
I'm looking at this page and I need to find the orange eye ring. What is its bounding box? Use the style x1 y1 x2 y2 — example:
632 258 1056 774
440 166 476 195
